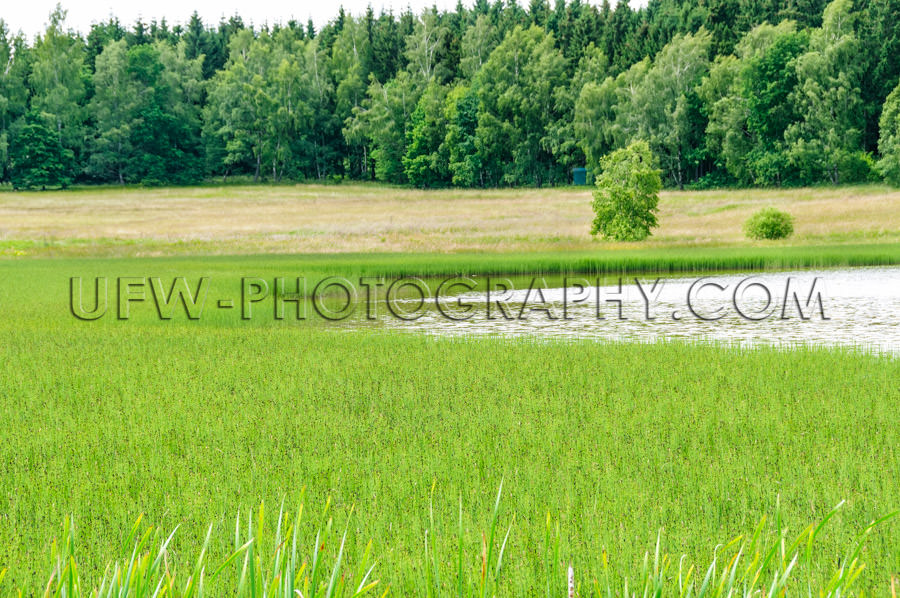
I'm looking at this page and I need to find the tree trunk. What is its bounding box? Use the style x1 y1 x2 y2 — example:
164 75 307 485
117 141 124 185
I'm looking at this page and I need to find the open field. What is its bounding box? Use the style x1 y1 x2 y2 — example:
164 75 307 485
1 184 899 257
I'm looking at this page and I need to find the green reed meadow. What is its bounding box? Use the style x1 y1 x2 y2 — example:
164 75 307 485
0 255 898 595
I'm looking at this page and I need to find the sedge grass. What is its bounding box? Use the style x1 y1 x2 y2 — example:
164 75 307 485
0 321 897 593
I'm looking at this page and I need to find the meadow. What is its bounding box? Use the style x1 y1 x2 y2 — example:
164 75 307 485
1 185 899 595
1 183 898 257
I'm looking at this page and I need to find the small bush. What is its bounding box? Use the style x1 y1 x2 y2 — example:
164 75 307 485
744 208 794 240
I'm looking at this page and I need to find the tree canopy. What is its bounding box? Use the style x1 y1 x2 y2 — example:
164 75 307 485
1 0 899 188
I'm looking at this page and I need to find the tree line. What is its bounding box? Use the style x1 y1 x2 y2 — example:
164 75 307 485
1 0 900 189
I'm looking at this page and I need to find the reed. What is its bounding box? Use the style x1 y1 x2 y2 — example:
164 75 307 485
7 494 896 597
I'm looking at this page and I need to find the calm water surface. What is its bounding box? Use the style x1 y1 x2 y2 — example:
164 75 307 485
374 266 899 354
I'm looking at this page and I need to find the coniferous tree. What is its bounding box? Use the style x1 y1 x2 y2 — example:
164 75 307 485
85 18 125 72
0 21 29 181
9 113 75 188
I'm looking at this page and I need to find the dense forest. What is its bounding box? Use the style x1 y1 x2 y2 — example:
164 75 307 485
1 0 900 189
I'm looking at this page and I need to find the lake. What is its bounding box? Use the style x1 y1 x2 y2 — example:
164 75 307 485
373 266 899 354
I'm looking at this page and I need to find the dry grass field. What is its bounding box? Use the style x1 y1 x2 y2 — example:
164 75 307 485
1 183 898 257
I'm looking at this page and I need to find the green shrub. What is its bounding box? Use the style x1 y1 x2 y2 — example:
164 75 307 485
744 207 795 240
591 141 662 241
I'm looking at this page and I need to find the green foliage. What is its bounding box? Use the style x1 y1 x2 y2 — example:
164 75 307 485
0 22 29 181
590 141 662 241
5 0 900 188
205 30 291 182
402 82 450 187
331 18 372 179
856 0 900 152
351 70 422 184
595 30 712 188
86 38 204 186
570 44 611 172
8 113 74 189
404 8 448 82
786 0 866 185
205 27 344 183
444 85 482 187
28 7 86 157
705 22 809 186
877 80 900 186
742 28 808 150
144 41 206 185
459 14 498 79
744 207 795 240
86 40 138 183
474 25 570 186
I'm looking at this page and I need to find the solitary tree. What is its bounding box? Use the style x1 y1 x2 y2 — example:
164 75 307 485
590 141 662 241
